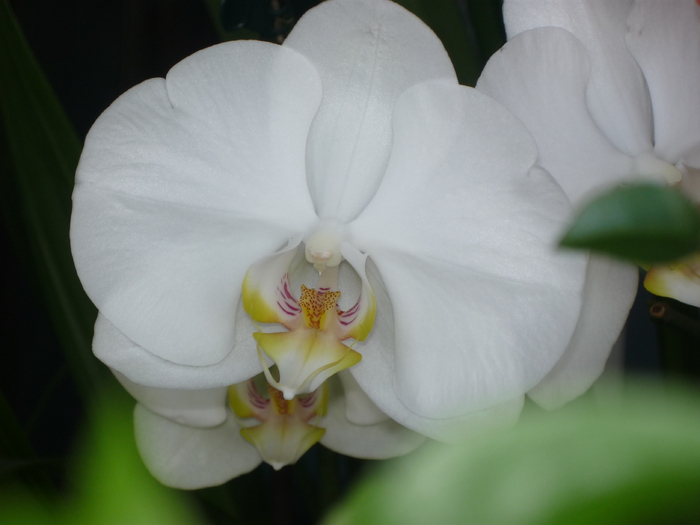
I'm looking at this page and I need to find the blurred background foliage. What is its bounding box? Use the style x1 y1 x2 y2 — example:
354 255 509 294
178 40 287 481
326 382 700 525
0 0 698 524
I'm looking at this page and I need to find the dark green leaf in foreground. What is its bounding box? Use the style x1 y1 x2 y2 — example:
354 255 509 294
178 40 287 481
560 184 700 263
325 382 700 525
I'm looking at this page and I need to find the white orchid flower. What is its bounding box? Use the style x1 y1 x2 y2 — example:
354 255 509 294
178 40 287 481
71 0 587 486
478 0 700 311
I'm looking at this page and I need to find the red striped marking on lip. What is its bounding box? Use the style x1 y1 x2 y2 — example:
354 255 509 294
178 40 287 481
338 295 362 325
299 390 318 409
340 301 360 317
277 302 298 316
275 274 300 316
281 277 296 302
247 380 269 411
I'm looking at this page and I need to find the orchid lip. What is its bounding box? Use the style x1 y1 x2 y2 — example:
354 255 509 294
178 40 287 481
228 378 328 469
242 240 374 399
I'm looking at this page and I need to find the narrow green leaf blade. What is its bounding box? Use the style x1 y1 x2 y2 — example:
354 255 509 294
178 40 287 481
0 0 103 395
560 184 700 263
0 392 55 496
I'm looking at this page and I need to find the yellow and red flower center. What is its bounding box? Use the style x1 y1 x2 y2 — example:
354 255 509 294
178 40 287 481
228 378 327 470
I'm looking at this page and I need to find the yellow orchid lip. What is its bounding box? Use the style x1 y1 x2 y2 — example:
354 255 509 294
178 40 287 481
241 241 376 399
254 284 363 400
228 378 328 470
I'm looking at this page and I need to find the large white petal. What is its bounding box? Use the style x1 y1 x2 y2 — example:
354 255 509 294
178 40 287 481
477 28 635 205
349 81 586 419
349 258 526 442
319 377 425 459
72 42 320 366
93 308 265 390
114 371 228 428
284 0 457 223
134 405 261 489
528 256 637 409
626 0 700 163
503 0 652 156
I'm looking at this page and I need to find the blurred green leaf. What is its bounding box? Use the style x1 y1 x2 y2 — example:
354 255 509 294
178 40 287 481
560 184 700 263
0 390 202 525
325 382 700 525
0 0 103 395
68 390 201 525
0 487 53 525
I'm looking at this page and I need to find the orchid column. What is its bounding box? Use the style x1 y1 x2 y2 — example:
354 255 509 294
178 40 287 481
71 0 588 488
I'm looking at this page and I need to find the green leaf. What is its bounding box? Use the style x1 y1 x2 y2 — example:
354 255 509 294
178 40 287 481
0 390 203 525
0 487 54 525
67 390 201 525
560 184 700 263
0 0 103 395
325 382 700 525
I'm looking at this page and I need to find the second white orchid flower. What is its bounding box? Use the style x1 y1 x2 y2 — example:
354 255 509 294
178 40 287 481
478 0 700 308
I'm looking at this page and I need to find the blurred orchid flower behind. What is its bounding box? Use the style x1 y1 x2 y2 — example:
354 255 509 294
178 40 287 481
70 0 590 488
478 0 700 309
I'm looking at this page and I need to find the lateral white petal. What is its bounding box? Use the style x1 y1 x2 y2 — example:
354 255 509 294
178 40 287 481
319 377 425 459
284 0 456 222
478 28 635 205
337 371 388 426
626 0 700 163
114 371 227 428
72 42 320 365
350 81 585 418
134 405 261 489
93 311 264 390
348 258 526 442
528 256 638 409
503 0 652 155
